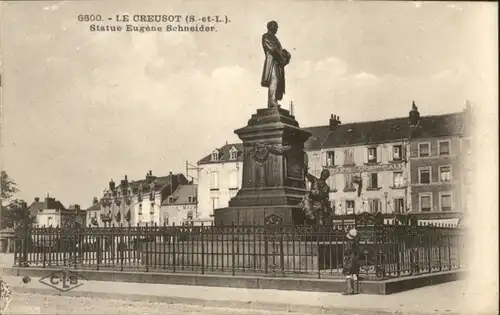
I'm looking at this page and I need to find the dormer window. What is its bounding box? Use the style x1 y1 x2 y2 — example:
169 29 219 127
211 150 219 161
169 196 175 204
229 147 238 160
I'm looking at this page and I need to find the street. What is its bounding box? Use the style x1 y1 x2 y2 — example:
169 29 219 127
4 292 310 315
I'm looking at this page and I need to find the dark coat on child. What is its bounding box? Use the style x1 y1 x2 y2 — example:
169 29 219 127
342 238 360 276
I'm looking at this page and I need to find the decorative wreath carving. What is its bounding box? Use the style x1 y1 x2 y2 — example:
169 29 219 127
265 214 283 225
251 143 293 164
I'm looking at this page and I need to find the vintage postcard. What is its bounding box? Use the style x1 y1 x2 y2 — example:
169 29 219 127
0 1 497 314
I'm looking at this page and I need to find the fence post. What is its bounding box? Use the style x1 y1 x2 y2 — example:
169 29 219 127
231 223 235 276
264 224 268 274
280 225 285 277
201 222 205 275
145 223 150 272
448 230 452 270
172 223 176 273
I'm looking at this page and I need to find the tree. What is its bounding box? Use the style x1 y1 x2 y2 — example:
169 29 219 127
1 170 19 200
0 171 34 229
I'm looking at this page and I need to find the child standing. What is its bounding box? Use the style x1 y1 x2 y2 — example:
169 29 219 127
342 228 360 295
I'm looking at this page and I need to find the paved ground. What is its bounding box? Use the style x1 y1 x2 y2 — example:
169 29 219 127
3 292 311 315
1 254 497 315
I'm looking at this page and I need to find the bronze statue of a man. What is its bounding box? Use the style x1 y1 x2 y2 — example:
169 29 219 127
261 21 291 108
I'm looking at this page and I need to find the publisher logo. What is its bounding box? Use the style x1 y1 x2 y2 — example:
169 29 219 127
39 269 86 292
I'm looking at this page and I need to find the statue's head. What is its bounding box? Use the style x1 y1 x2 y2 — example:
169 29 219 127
267 21 278 34
320 169 330 180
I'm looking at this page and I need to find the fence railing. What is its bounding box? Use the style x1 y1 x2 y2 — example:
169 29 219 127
13 219 465 280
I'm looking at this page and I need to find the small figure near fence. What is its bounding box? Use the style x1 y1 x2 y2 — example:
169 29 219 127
302 169 332 225
342 228 360 295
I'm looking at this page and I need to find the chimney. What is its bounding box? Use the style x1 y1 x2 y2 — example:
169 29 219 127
75 204 81 211
121 175 129 187
109 179 115 191
329 114 341 130
146 170 156 182
35 197 40 202
93 197 98 205
409 101 420 127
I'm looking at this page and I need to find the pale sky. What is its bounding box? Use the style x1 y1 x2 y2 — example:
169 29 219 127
0 0 497 207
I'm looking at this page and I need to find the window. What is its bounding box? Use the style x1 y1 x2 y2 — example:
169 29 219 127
368 173 378 189
439 140 450 156
210 171 219 190
394 198 405 213
326 151 335 166
393 171 404 187
346 200 355 214
164 216 169 225
230 148 238 160
418 143 430 157
368 199 381 213
420 194 432 212
440 193 452 212
393 145 402 160
419 167 431 184
138 203 143 215
211 150 219 161
439 166 452 182
210 197 219 210
344 174 354 190
229 170 238 189
187 211 193 220
367 147 377 163
344 149 354 165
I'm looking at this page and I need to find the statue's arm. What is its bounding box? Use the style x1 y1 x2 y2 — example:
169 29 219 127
306 172 317 183
262 35 285 64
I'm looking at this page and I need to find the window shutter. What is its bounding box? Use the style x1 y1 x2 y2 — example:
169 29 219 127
332 150 337 166
378 173 382 188
321 151 327 166
363 148 369 164
377 146 382 163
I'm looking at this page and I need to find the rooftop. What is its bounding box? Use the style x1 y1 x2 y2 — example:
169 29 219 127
162 184 197 206
198 143 244 165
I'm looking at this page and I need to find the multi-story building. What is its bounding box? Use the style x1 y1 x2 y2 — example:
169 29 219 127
86 197 101 227
306 114 411 215
29 196 85 227
160 184 197 226
408 104 473 220
197 143 243 220
97 171 188 227
304 102 471 220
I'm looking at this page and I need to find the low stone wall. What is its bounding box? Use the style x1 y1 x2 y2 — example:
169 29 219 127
139 241 346 273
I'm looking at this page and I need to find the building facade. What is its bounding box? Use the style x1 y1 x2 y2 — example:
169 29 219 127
29 196 85 227
304 103 471 220
197 143 243 220
306 115 410 216
408 104 473 219
160 184 197 226
96 171 188 227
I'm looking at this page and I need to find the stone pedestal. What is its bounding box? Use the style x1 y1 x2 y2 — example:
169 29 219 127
214 107 311 225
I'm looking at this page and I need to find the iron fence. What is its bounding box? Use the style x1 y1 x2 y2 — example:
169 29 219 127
13 219 465 280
